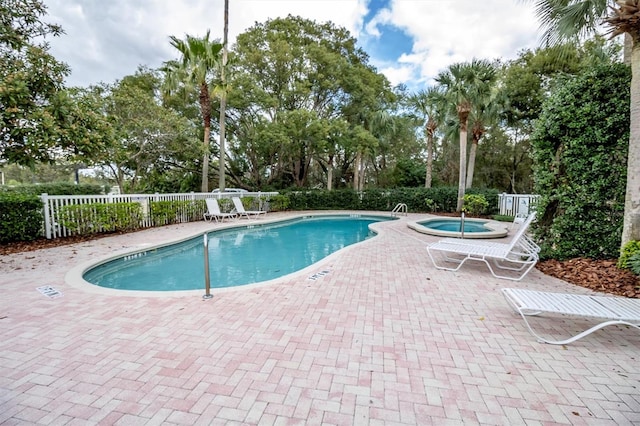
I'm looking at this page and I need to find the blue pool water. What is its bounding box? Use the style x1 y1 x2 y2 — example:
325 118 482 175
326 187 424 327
83 215 386 291
417 218 490 233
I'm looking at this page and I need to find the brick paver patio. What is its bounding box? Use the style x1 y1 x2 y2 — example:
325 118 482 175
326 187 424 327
1 212 638 425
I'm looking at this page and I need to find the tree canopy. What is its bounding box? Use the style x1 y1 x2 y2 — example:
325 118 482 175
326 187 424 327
0 0 109 166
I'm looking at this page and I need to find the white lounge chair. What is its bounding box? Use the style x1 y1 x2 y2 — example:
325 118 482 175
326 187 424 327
439 213 540 254
426 213 538 281
502 288 640 345
232 196 266 219
203 198 237 222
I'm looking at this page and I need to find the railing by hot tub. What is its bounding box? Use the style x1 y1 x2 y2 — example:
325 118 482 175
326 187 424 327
498 193 540 217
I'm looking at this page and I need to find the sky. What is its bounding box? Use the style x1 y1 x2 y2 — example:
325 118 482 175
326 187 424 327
42 0 541 92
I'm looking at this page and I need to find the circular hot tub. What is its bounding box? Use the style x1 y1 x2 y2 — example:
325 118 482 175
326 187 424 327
407 217 508 239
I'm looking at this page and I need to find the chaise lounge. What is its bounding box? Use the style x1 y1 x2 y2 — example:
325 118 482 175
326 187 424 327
502 287 640 344
203 198 237 223
426 213 538 281
232 196 266 219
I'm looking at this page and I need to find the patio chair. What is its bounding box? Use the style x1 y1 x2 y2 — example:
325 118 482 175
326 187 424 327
502 288 640 345
426 212 538 281
232 196 266 219
438 213 540 254
203 198 237 223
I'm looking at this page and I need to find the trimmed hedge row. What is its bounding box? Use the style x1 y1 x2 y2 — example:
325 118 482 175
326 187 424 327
283 187 499 215
1 182 104 196
0 193 44 243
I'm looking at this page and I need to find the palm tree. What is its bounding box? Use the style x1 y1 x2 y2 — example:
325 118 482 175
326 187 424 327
162 31 222 192
436 59 496 211
466 78 501 189
408 87 445 188
527 0 640 248
217 0 230 191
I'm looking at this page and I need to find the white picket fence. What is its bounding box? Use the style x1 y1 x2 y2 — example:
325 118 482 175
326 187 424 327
40 191 278 239
498 193 540 217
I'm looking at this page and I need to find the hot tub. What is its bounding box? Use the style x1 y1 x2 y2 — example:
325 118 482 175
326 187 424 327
407 216 508 239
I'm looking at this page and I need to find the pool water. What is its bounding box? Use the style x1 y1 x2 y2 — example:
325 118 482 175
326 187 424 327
418 218 490 232
83 215 385 291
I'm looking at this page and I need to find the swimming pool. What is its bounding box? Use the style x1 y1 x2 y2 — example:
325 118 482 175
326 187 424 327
82 215 389 291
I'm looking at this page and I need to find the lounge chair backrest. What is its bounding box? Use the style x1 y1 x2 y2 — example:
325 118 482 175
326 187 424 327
232 197 246 213
206 198 222 214
505 212 536 253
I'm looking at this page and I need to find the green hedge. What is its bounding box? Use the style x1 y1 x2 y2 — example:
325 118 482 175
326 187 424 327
281 186 500 214
0 193 44 243
1 182 104 195
531 63 630 260
58 202 143 235
150 200 203 225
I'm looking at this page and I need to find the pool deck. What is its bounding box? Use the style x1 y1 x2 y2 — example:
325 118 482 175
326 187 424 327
1 211 638 425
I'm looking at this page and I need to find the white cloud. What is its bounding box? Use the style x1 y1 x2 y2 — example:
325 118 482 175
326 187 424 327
42 0 539 90
366 0 539 88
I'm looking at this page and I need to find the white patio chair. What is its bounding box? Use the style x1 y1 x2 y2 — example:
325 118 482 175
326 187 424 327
502 288 640 344
426 213 538 281
203 198 237 223
232 197 266 219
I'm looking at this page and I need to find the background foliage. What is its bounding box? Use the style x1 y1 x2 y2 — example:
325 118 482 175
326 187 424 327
531 63 630 260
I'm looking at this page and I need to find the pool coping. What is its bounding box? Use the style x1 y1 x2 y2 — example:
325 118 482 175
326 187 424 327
406 215 509 239
64 211 396 298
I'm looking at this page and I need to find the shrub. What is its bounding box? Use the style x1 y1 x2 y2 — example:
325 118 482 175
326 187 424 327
627 252 640 275
492 214 515 223
150 200 201 225
267 194 290 212
424 198 438 212
58 202 143 235
618 240 640 269
2 182 103 195
0 193 43 243
462 194 488 216
531 63 630 260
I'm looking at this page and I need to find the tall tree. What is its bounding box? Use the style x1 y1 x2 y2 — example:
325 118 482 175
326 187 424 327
436 59 496 211
466 67 500 189
162 32 222 192
408 87 445 188
526 0 640 248
95 70 197 193
217 0 229 191
0 0 108 166
228 15 393 189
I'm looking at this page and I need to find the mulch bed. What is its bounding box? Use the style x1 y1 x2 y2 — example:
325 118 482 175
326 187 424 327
537 258 640 299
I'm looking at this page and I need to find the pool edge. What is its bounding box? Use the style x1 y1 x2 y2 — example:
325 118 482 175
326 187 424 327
65 211 396 297
406 216 509 239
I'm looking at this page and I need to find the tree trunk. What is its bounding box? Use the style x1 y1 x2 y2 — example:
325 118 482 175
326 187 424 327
466 140 477 189
456 109 469 212
621 43 640 247
353 151 361 190
199 84 212 192
218 93 227 191
218 0 229 191
201 125 211 192
327 154 334 190
624 33 632 66
425 130 433 188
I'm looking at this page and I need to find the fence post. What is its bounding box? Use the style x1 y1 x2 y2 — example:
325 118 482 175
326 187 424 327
41 193 52 239
203 233 213 300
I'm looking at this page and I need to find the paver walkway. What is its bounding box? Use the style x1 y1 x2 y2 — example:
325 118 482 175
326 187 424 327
1 212 639 425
